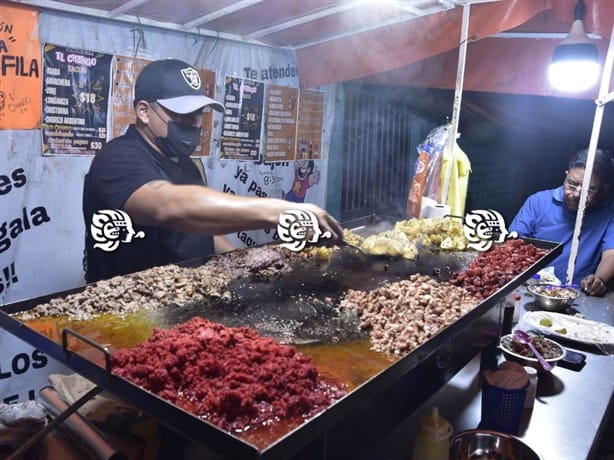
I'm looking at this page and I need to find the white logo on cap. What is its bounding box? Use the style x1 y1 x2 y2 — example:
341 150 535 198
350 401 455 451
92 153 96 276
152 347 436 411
181 67 201 90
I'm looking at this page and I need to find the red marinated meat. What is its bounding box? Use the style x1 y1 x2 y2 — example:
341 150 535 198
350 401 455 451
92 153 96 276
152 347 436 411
449 239 546 299
111 317 346 432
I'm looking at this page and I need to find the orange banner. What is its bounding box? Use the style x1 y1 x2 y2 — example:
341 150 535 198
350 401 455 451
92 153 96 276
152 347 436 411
0 5 41 130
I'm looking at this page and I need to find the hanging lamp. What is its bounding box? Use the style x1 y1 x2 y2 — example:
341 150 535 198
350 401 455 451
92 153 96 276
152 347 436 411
548 0 600 92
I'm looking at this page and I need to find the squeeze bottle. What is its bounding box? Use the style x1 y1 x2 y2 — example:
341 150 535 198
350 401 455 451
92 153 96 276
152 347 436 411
412 406 452 460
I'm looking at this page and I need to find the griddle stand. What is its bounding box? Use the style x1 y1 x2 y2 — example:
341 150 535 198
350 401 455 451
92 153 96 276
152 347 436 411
7 328 112 460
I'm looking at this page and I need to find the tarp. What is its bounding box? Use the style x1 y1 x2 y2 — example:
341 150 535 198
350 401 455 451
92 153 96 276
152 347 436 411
296 0 614 99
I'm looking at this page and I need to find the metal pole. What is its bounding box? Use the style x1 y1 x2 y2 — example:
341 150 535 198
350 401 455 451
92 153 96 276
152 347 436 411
442 2 470 207
565 24 614 283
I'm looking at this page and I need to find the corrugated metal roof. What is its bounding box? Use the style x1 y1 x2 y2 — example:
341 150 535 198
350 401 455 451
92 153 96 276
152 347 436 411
11 0 460 48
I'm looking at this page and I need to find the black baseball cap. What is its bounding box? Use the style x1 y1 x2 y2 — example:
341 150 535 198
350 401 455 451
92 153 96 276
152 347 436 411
134 59 224 114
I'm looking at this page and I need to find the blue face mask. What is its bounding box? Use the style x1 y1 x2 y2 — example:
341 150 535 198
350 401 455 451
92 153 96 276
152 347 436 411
154 120 201 158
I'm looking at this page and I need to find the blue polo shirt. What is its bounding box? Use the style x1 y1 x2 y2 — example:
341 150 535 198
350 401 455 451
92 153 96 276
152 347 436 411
509 186 614 283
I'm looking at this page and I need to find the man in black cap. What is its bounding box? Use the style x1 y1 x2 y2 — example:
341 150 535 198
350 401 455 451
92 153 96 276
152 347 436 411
82 58 342 283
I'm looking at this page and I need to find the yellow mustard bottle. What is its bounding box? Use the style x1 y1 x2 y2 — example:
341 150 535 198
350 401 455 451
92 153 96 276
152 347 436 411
412 406 452 460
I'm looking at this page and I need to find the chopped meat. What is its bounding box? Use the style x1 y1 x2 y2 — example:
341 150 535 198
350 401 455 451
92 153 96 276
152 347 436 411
339 274 480 355
111 317 346 433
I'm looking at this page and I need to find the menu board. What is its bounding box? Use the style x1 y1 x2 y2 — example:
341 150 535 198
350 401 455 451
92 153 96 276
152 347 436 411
42 44 112 155
264 85 298 162
296 89 324 160
220 76 264 160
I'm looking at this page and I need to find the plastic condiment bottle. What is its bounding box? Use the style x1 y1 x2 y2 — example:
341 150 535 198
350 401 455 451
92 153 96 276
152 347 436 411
412 406 452 460
523 366 538 408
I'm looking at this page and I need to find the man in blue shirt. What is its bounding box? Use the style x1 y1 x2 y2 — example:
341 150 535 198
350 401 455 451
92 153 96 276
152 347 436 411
509 148 614 296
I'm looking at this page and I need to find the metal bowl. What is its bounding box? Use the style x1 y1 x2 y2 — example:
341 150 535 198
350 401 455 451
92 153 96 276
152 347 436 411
527 283 580 311
449 429 542 460
499 333 566 373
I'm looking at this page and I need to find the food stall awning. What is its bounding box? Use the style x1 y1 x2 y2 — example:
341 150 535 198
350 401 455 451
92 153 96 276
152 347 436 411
11 0 614 98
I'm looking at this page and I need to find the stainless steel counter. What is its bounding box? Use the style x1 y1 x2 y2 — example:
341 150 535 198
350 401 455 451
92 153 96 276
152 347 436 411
355 288 614 460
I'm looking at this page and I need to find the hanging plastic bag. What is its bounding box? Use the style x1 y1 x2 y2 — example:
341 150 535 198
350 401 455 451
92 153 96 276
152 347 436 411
406 125 450 218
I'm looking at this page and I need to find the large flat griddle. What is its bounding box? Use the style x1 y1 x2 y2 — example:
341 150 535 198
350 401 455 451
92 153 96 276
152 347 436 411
0 228 562 460
153 244 475 346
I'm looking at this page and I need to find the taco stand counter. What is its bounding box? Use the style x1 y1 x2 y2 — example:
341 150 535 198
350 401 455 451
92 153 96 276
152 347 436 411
354 287 614 460
1 241 612 459
18 285 614 460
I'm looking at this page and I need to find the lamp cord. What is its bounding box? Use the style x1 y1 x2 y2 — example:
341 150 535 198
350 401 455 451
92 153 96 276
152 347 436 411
574 0 586 21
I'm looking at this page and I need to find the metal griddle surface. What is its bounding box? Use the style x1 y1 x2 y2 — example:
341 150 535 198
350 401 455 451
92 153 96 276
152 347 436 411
0 234 562 460
144 246 475 346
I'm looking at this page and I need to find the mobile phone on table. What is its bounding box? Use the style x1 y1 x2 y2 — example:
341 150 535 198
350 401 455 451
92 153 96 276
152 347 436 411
559 348 586 370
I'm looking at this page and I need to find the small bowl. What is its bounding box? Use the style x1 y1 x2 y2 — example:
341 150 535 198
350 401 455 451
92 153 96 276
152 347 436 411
449 429 542 460
499 333 566 372
527 283 580 312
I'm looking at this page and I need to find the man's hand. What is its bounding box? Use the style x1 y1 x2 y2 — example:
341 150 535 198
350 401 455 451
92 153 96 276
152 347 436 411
580 274 607 296
299 203 344 244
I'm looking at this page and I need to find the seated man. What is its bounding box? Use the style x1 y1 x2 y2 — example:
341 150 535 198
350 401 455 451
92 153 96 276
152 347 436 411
509 148 614 296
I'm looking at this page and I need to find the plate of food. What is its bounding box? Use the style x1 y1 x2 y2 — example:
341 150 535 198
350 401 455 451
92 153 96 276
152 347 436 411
521 311 614 346
499 332 566 372
527 283 580 312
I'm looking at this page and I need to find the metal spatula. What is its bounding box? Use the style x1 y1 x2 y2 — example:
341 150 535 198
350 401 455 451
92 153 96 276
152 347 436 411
340 240 369 255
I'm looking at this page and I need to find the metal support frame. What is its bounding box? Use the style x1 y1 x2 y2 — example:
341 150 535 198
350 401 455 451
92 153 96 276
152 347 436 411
441 2 471 205
565 25 614 283
6 386 104 460
4 328 114 459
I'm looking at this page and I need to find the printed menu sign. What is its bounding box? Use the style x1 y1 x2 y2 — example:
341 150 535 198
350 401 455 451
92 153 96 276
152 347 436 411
220 76 264 160
296 89 324 160
42 44 112 155
264 85 298 162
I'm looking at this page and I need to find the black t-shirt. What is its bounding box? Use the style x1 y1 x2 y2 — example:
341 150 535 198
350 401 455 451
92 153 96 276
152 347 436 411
82 125 214 283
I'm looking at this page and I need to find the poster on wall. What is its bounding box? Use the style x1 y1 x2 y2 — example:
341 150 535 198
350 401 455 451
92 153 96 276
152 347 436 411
194 67 220 157
111 57 219 156
296 89 324 160
111 55 150 138
0 5 42 130
41 44 112 155
219 76 264 161
263 85 298 162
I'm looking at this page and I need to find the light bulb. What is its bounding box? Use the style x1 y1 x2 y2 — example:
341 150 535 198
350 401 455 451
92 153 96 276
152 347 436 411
548 59 600 91
548 17 600 92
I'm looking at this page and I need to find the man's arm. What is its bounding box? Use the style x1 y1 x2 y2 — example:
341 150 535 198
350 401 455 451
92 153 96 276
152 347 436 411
124 180 344 241
581 248 614 296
